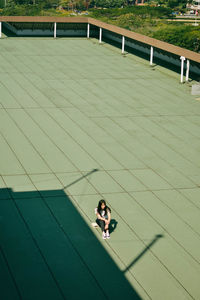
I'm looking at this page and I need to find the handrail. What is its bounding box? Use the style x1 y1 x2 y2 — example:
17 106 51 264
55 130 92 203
88 17 200 63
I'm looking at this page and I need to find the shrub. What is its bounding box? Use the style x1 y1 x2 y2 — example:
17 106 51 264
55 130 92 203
152 24 200 51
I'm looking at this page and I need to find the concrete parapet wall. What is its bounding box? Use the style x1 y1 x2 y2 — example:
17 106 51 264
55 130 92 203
14 29 87 37
3 22 88 37
103 30 200 77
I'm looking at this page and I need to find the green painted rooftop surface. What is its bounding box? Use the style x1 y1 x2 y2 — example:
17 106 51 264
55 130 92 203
0 37 200 300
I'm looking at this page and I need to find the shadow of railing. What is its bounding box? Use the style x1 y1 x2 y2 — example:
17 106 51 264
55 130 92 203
2 23 17 37
123 234 164 274
63 168 98 189
0 185 142 300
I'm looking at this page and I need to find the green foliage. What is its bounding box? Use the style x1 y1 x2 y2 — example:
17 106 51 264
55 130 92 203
90 6 172 19
92 0 124 8
76 0 87 10
2 4 42 15
167 0 179 8
152 24 200 51
115 13 157 30
0 0 4 8
149 0 187 6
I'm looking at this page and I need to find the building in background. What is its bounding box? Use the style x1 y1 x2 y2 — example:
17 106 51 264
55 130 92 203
187 0 200 13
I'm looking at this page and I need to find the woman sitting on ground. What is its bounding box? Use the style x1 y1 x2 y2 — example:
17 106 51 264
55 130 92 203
95 199 111 239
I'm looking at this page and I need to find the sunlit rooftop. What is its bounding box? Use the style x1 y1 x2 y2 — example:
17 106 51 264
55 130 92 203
0 36 200 300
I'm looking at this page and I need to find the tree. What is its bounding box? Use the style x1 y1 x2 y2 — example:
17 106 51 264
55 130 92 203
93 0 124 8
0 0 5 8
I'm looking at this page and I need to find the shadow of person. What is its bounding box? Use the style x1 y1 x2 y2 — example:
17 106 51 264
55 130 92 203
109 219 118 234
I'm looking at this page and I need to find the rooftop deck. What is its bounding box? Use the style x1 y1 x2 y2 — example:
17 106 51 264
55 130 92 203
0 37 200 300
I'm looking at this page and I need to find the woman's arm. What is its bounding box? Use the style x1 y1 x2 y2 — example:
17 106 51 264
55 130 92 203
107 210 111 223
97 212 106 221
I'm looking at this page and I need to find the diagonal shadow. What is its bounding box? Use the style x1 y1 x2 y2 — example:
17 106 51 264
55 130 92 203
63 168 98 189
123 234 164 274
0 186 142 300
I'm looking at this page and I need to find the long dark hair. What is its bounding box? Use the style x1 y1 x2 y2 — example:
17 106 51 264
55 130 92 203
97 199 111 214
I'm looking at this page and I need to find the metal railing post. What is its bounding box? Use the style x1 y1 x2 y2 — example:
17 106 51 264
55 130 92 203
180 56 185 83
186 59 190 82
122 36 125 54
150 46 153 65
99 27 102 43
54 22 56 39
87 23 90 39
